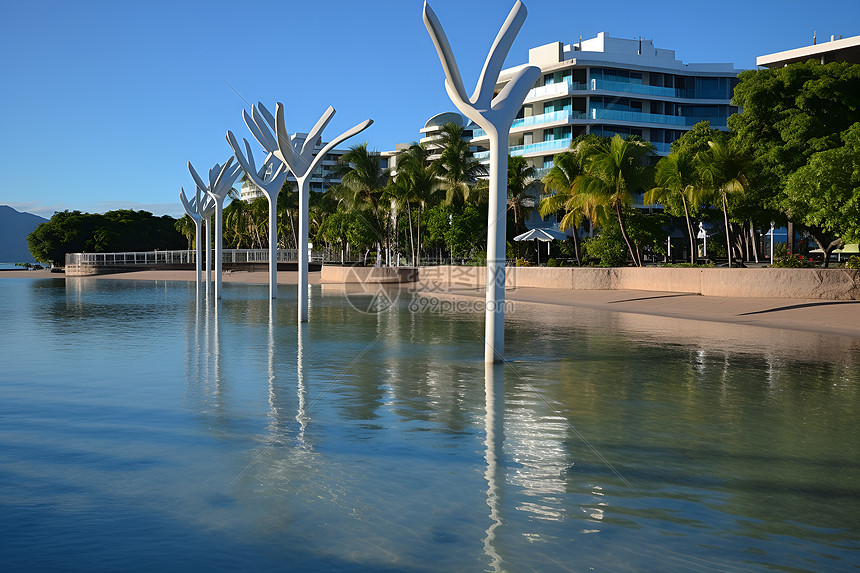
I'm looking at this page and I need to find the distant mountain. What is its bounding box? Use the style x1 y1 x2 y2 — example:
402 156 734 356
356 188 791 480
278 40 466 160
0 206 49 262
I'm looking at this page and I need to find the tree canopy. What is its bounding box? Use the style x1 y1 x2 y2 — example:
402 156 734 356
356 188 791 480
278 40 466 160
27 210 185 266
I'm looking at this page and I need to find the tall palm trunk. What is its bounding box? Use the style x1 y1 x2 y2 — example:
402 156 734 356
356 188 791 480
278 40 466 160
750 221 759 263
615 201 640 267
416 208 422 268
406 201 415 266
681 195 695 264
722 190 732 268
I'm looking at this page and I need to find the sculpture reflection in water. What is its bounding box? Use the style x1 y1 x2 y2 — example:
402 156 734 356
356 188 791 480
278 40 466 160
184 293 224 416
483 362 505 572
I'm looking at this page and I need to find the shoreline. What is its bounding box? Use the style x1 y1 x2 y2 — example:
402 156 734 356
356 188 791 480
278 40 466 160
3 268 859 338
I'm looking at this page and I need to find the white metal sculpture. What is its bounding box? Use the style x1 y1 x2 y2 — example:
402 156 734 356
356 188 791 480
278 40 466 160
240 101 372 322
179 186 204 296
188 159 242 300
423 1 540 363
227 108 288 299
180 185 216 297
201 195 215 297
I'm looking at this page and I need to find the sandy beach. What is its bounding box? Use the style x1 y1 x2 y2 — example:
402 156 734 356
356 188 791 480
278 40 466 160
3 268 859 338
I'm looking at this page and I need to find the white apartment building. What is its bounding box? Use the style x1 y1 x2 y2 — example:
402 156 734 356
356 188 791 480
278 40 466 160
239 133 346 201
471 32 742 178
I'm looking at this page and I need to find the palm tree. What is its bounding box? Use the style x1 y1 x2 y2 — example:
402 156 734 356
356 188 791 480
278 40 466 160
249 196 269 249
645 151 702 264
331 143 389 264
277 180 299 249
432 122 487 205
696 139 748 268
507 155 536 236
539 147 598 266
223 198 250 249
394 143 443 266
309 189 338 255
575 135 654 266
175 215 196 249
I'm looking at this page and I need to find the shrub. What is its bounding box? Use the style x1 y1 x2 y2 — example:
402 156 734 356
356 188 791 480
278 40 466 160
515 257 532 267
582 234 628 267
659 261 715 268
772 252 816 268
845 255 860 269
546 258 559 267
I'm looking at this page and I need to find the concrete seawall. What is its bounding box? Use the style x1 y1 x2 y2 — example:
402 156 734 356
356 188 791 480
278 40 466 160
321 265 860 300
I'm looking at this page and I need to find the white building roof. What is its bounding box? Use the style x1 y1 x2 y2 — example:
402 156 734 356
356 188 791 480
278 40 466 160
757 34 860 68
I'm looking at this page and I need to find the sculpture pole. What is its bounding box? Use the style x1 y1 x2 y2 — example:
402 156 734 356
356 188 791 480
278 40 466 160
179 187 204 296
205 212 212 297
200 194 215 297
189 159 242 300
423 1 540 362
242 102 372 322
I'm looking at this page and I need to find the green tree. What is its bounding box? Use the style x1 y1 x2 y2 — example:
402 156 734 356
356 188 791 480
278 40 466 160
645 150 702 263
539 143 604 266
696 139 749 267
730 60 860 250
785 122 860 259
394 142 443 266
575 135 654 266
331 143 389 263
432 122 487 205
27 209 185 266
507 155 536 237
175 215 196 249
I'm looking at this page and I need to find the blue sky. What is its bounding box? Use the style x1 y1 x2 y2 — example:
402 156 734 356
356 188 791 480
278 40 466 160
2 0 858 219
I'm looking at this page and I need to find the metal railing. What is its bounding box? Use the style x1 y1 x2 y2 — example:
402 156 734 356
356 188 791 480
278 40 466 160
63 249 330 267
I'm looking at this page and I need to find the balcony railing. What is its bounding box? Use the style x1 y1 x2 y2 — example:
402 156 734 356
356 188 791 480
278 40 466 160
472 110 587 139
524 80 587 102
590 78 682 98
523 77 729 102
589 108 727 127
510 138 573 157
532 166 553 179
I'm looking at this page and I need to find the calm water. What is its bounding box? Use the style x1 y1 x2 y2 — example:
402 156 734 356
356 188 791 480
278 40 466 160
1 278 858 572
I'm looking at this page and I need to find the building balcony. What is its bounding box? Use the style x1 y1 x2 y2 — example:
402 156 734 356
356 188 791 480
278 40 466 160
532 166 553 179
472 110 586 141
474 137 574 161
474 137 670 162
524 80 587 103
590 78 682 98
523 77 731 104
589 108 727 127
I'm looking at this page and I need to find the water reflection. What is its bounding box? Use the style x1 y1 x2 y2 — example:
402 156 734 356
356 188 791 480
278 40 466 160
483 362 505 573
295 321 309 445
74 280 857 571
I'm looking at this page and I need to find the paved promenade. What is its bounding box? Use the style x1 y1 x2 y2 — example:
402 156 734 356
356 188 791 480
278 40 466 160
3 269 859 338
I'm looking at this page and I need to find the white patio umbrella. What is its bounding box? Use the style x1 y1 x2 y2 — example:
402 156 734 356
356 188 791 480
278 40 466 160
513 228 568 266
